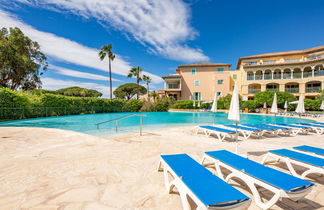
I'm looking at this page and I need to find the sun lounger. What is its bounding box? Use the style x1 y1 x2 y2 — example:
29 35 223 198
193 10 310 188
195 126 236 141
262 149 324 179
298 123 324 134
225 125 264 139
276 124 311 135
309 121 324 125
158 154 251 209
201 150 314 210
259 124 293 136
293 145 324 158
243 124 279 136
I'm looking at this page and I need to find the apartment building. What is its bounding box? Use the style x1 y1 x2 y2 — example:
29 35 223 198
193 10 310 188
161 46 324 101
160 63 233 100
238 46 324 100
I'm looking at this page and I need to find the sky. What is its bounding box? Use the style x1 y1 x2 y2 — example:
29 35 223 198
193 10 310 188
0 0 324 97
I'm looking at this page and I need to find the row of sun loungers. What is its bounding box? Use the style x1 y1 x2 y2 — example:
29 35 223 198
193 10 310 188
195 122 324 141
158 145 323 210
278 112 323 118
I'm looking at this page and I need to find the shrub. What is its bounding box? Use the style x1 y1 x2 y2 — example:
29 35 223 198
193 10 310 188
254 91 296 109
122 99 143 112
171 100 193 109
305 99 320 111
241 100 259 110
153 97 174 111
0 88 30 108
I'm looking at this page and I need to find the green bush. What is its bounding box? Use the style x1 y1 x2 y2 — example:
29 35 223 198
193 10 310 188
305 99 320 111
122 99 143 112
241 100 259 110
254 91 296 109
0 88 30 108
171 100 193 109
153 97 174 111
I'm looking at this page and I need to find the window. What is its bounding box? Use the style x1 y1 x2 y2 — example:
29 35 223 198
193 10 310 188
193 92 201 100
216 91 222 96
194 80 200 86
191 69 196 75
217 80 223 84
217 68 224 72
232 74 237 80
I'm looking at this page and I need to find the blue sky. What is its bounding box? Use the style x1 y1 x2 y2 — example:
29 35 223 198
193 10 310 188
1 0 324 97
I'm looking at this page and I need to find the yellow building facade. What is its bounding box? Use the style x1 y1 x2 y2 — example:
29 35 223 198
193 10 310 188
161 46 324 101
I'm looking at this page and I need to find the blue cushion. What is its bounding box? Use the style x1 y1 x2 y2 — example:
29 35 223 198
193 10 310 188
299 123 324 128
259 124 291 130
200 126 236 133
161 154 249 207
277 124 309 128
270 149 324 167
226 125 261 131
205 150 313 192
294 145 324 156
243 124 277 130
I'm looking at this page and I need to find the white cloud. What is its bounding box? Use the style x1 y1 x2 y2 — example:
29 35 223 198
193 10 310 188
0 9 163 84
41 77 113 98
5 0 209 62
50 65 121 82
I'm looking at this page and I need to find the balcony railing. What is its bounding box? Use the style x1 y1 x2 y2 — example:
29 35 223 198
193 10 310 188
255 75 262 80
283 73 291 79
266 88 279 91
303 72 312 78
247 75 254 80
293 73 302 78
167 84 180 89
306 86 321 93
248 89 261 94
273 74 281 79
314 70 324 77
285 88 299 93
264 74 272 80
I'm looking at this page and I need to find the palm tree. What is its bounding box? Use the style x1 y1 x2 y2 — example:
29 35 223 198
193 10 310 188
127 66 143 99
127 66 143 85
143 75 152 96
99 44 115 99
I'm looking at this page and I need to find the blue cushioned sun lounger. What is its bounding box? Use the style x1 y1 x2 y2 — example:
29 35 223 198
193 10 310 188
297 123 324 134
259 124 291 130
262 149 324 179
200 126 236 133
158 154 250 209
226 125 261 132
310 122 324 125
277 123 309 129
196 126 237 141
202 150 314 210
293 145 324 156
243 124 277 131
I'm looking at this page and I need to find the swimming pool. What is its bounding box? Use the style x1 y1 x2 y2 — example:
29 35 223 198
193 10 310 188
0 112 314 137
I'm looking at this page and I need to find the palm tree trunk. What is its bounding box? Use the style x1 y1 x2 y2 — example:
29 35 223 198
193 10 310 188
109 58 112 99
136 73 139 99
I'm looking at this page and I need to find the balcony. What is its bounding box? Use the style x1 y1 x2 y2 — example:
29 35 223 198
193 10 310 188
248 89 261 94
285 88 299 93
266 88 279 91
293 73 302 78
167 84 180 89
283 73 291 79
303 72 312 78
247 75 254 80
273 74 281 79
264 74 272 80
314 70 324 77
306 86 321 93
255 75 262 80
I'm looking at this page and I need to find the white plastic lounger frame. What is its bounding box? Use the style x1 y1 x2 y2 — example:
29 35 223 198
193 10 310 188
195 126 236 141
157 158 250 210
300 124 324 135
261 152 324 179
269 124 306 136
201 155 313 210
223 125 264 139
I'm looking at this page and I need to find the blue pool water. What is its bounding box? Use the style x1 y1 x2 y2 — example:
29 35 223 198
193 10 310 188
0 112 314 137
